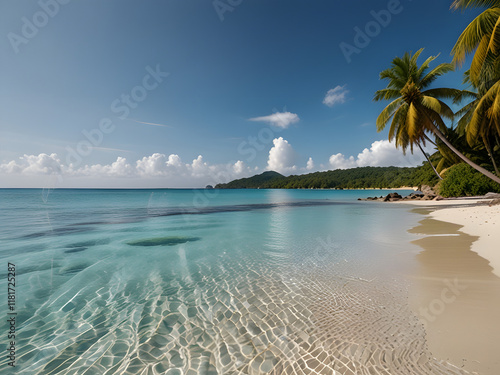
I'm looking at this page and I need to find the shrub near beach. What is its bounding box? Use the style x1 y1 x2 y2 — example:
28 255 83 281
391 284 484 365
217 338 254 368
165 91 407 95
439 163 500 198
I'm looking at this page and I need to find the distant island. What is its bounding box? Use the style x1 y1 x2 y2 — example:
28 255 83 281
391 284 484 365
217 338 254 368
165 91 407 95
215 164 438 190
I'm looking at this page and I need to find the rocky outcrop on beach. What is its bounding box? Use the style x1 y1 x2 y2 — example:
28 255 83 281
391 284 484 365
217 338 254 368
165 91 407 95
486 193 500 206
358 187 443 202
420 184 436 198
383 192 402 202
358 189 500 203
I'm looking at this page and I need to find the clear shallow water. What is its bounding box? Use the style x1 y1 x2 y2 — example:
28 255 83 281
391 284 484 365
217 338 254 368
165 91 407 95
0 189 470 374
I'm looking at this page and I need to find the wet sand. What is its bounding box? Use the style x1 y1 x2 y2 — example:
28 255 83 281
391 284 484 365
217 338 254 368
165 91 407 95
406 207 500 375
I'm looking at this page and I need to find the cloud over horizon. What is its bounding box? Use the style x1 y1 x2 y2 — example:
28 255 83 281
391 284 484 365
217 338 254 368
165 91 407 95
328 140 432 170
0 152 254 188
0 139 430 187
266 137 298 174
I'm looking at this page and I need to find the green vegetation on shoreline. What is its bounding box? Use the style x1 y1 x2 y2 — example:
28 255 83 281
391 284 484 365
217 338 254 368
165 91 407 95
216 164 439 190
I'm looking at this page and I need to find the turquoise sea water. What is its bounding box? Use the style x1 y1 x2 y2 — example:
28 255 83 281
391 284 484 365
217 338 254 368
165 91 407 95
0 189 470 374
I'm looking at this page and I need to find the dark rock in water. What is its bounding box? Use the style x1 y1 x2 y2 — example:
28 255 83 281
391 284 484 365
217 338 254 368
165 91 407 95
383 192 402 202
127 236 201 247
359 196 384 201
205 185 214 189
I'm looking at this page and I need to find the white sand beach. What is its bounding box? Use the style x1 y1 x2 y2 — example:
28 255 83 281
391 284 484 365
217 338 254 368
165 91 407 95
397 199 500 277
397 198 500 374
431 203 500 278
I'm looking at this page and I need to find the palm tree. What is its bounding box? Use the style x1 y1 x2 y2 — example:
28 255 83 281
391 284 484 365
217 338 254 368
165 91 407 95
374 49 500 184
454 75 500 174
451 0 500 85
432 126 490 172
452 0 500 164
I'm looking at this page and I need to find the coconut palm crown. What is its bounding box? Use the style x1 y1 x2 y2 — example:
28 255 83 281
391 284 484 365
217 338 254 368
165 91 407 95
375 48 500 184
374 49 458 154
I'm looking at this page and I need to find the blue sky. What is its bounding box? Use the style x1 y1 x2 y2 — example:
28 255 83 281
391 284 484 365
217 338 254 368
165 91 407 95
0 0 479 187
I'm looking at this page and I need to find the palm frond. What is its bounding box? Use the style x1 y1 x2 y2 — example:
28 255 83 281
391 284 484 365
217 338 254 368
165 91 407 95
468 108 484 143
452 89 478 104
420 63 455 88
470 35 491 83
423 106 449 133
407 103 420 140
423 88 464 101
373 89 401 101
490 88 500 115
455 100 478 136
452 8 500 66
376 98 403 131
437 99 456 119
451 1 500 11
421 96 442 113
388 104 408 143
487 16 500 53
417 55 438 81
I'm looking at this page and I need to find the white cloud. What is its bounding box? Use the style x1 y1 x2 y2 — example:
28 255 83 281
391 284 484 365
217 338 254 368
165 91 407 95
329 140 431 170
249 112 300 129
0 152 254 188
0 140 433 187
323 85 348 107
78 157 135 177
329 153 357 169
306 157 315 170
136 153 168 176
0 160 22 174
167 154 183 168
267 137 298 174
191 155 208 176
0 153 62 175
233 160 245 174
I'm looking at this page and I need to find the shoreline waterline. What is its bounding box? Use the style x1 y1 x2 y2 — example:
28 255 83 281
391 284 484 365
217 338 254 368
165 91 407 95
404 204 500 374
395 199 500 277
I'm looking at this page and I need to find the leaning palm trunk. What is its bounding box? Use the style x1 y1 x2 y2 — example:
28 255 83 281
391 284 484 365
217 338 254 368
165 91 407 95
428 121 500 184
417 143 442 180
482 135 500 175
